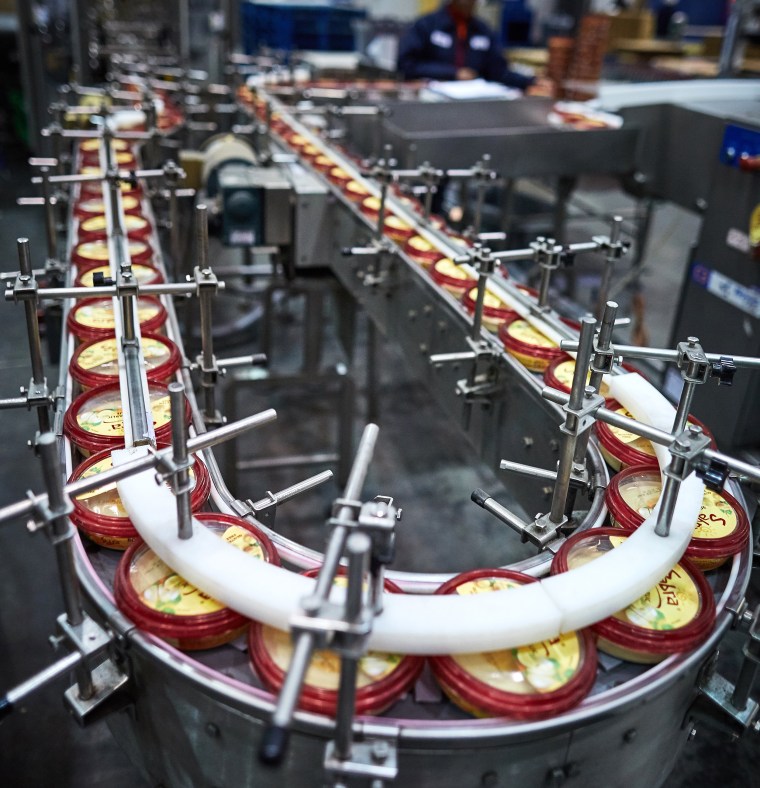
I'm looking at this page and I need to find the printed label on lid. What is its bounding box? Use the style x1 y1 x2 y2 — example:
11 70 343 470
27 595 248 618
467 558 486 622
131 522 265 616
466 288 505 310
507 319 557 349
696 489 738 539
608 407 656 452
435 258 470 280
409 235 434 252
77 388 171 436
262 626 401 691
567 534 700 630
612 566 700 631
553 359 610 397
77 454 196 518
81 214 148 233
80 262 154 287
76 336 172 374
451 577 581 694
75 300 159 329
619 477 661 519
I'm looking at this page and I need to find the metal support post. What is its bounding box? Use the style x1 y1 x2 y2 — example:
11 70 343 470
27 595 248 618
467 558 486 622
37 433 93 700
259 423 380 765
16 238 51 435
38 165 59 263
333 532 371 761
595 216 623 318
169 382 193 540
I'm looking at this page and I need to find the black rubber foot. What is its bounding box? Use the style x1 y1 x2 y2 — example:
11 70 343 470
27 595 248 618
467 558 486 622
471 488 490 508
259 725 289 766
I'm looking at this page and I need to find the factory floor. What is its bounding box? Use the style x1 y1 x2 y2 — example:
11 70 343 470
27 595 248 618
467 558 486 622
0 144 758 787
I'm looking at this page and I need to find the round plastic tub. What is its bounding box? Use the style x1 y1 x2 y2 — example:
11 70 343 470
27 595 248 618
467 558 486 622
71 239 153 271
327 166 353 189
114 513 279 649
78 213 154 244
80 175 142 200
404 235 446 270
430 257 477 297
429 568 597 719
80 138 132 156
461 286 523 333
64 381 187 457
605 463 749 571
359 197 414 243
343 180 372 204
249 571 423 716
74 194 142 220
69 447 211 550
312 154 335 174
595 402 716 471
69 333 182 390
81 150 137 169
498 314 565 372
544 358 640 403
67 296 167 343
75 261 163 289
552 528 716 663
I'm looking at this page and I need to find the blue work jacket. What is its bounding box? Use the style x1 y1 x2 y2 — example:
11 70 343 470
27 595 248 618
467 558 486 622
397 7 533 90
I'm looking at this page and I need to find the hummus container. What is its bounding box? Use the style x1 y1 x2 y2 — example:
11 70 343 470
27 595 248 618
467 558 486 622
429 568 597 719
67 296 167 343
404 234 446 270
75 261 163 289
249 571 423 716
498 314 565 372
64 381 187 456
72 239 153 271
606 463 749 571
595 402 715 471
69 447 211 550
551 528 715 663
74 194 142 220
430 257 477 297
78 213 153 244
69 333 181 390
115 513 279 650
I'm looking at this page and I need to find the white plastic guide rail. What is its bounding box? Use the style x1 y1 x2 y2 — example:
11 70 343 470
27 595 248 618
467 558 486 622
116 370 702 655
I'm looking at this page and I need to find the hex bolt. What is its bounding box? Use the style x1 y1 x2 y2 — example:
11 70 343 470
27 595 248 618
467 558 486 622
371 740 390 763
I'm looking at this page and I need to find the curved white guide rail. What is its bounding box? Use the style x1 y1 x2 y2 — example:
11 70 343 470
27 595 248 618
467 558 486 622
115 372 703 654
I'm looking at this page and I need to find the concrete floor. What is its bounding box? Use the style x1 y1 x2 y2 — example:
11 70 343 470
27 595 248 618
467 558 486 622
0 146 758 787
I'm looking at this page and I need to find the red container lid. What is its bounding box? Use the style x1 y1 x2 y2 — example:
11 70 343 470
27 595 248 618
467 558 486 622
64 381 188 456
312 154 335 174
551 528 716 663
403 234 446 269
343 179 372 203
544 357 641 403
69 446 211 550
605 463 749 570
430 257 477 294
114 513 279 650
67 296 167 342
78 213 153 244
429 568 597 719
72 239 153 271
74 194 142 220
327 166 353 189
249 569 423 716
75 261 163 288
81 150 137 169
461 282 526 320
359 197 415 243
80 175 142 200
69 332 182 390
80 138 132 155
595 402 716 471
498 313 565 372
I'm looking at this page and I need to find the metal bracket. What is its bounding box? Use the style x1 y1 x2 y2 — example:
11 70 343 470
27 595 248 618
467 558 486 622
677 338 711 384
289 601 373 658
666 427 712 479
560 391 605 437
324 737 398 785
63 658 130 727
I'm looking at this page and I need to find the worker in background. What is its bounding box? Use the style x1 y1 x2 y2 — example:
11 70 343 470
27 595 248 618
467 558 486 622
397 0 546 92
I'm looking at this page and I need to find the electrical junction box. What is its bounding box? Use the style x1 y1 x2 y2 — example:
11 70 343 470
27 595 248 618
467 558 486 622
218 164 291 247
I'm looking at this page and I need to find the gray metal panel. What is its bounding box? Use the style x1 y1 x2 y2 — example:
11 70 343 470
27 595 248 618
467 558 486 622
285 162 333 267
363 98 639 177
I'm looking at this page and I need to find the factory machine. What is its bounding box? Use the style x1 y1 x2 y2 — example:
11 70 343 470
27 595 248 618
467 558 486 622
1 49 760 788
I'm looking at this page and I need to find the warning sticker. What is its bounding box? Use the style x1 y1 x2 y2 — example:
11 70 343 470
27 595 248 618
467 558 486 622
691 263 760 319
